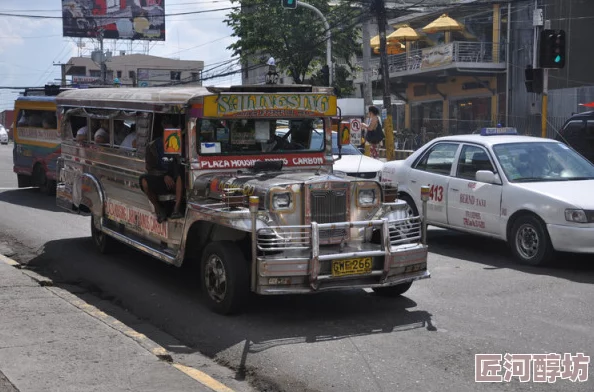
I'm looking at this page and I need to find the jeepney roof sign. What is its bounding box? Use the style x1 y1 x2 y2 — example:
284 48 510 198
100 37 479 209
203 93 337 118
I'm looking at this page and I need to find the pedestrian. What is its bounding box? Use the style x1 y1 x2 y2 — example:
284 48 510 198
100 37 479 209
361 106 384 159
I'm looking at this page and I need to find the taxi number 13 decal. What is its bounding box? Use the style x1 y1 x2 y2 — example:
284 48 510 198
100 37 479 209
429 185 444 202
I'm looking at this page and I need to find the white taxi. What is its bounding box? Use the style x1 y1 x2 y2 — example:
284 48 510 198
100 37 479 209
380 127 594 266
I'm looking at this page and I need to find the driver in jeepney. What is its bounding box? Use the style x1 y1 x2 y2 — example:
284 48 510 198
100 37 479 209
139 115 184 223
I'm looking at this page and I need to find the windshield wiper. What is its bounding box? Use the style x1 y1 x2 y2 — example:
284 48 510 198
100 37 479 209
514 177 546 182
560 176 594 181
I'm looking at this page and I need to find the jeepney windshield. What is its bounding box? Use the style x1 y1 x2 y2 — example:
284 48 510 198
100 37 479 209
197 118 325 155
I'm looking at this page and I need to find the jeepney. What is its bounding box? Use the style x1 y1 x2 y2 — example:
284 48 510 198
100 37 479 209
55 84 430 314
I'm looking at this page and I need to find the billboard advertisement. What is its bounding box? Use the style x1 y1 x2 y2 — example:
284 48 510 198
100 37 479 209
62 0 165 41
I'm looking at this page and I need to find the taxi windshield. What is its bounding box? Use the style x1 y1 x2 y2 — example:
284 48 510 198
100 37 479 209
197 118 325 155
492 142 594 182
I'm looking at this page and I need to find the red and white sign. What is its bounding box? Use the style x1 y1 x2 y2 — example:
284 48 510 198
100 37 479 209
196 153 327 170
105 199 168 238
349 118 362 146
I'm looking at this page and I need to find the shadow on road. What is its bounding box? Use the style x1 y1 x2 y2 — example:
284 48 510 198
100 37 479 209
23 236 436 369
0 188 62 213
427 228 594 284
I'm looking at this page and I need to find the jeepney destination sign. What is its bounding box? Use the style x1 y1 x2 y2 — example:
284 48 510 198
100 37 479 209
203 94 337 117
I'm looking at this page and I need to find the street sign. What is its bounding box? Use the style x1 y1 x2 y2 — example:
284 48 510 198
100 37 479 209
350 118 362 146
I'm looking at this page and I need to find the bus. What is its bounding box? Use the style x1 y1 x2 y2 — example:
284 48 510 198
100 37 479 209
55 85 430 314
13 95 60 193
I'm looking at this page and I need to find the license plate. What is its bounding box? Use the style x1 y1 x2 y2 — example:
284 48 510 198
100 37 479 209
332 257 372 277
404 263 426 274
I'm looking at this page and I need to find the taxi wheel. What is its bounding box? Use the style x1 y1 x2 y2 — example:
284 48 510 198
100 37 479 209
372 282 413 297
201 241 249 315
90 215 118 254
510 215 554 266
400 194 419 217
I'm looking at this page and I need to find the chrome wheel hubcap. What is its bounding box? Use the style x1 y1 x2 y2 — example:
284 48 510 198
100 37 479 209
516 224 539 259
204 255 227 303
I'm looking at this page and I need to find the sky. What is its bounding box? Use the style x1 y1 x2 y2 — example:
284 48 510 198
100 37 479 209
0 0 241 112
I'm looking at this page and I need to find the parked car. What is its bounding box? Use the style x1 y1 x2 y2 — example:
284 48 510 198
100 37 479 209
556 111 594 164
0 126 8 145
277 128 384 179
380 127 594 266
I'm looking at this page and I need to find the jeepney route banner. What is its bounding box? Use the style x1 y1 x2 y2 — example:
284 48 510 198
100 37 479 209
16 127 60 144
203 94 337 117
106 199 168 238
196 153 327 169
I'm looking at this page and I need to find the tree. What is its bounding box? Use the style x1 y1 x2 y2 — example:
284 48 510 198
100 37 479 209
225 0 362 85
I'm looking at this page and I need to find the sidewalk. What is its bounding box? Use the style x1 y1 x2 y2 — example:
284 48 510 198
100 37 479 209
0 255 240 392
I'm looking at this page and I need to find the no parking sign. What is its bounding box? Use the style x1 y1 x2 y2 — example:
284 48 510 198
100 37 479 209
350 118 362 146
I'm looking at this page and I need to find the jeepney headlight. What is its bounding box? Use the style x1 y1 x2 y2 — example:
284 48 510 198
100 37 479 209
565 209 588 223
272 192 293 211
358 189 376 206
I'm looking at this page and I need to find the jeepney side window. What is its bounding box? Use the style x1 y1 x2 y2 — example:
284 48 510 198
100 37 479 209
113 117 136 151
90 118 110 146
69 115 88 141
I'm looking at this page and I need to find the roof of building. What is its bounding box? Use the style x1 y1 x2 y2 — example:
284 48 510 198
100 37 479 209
65 54 204 75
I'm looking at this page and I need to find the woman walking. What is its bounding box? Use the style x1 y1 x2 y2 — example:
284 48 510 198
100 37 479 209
361 105 384 159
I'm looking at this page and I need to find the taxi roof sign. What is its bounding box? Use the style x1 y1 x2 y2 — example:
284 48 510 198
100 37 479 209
481 127 518 136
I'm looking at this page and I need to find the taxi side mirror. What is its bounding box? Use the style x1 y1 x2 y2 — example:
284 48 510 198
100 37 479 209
476 170 502 185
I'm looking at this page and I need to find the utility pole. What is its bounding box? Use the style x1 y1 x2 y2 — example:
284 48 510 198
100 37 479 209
373 0 394 161
361 18 373 108
99 31 107 85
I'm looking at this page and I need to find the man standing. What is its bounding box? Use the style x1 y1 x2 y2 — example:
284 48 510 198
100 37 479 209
139 117 183 223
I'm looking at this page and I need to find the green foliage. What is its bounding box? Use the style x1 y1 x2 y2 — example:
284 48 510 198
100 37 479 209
225 0 362 86
309 65 355 97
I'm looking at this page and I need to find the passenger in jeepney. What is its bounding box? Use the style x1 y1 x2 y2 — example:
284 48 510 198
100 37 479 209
76 126 88 143
119 124 137 150
94 128 109 144
140 115 184 223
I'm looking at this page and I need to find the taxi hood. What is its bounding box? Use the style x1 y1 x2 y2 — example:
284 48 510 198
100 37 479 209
515 179 594 209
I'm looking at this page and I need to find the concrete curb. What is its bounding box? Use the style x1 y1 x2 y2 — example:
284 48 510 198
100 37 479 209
0 254 237 392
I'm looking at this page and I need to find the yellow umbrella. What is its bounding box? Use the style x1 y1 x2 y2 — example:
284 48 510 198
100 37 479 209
422 14 463 43
372 43 406 55
387 24 420 42
370 35 380 47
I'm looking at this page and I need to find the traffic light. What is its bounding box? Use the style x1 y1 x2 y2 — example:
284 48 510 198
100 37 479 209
281 0 297 9
524 65 543 94
321 65 330 86
539 29 566 69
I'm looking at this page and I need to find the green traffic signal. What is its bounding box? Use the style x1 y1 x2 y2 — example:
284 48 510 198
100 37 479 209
555 55 561 63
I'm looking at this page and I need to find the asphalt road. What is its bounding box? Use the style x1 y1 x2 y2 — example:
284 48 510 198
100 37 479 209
0 144 592 392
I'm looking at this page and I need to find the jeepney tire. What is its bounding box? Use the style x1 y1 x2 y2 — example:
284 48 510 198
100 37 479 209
17 174 31 188
33 164 54 195
400 194 419 218
372 281 413 297
509 214 554 266
91 215 119 255
201 241 249 315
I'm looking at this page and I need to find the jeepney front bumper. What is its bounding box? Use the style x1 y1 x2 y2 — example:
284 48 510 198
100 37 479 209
254 217 429 295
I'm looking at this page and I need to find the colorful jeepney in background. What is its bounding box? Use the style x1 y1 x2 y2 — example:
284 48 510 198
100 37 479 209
13 94 60 194
55 84 430 314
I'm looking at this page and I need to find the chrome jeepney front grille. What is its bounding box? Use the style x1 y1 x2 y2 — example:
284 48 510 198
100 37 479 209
310 188 348 242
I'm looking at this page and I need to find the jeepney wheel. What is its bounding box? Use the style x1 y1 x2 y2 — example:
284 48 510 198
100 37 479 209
372 282 413 297
91 215 119 254
509 214 554 266
33 164 54 195
17 174 31 188
201 241 249 315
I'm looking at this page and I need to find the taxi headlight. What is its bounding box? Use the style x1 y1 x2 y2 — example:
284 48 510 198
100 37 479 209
272 192 293 211
565 209 588 223
358 189 376 206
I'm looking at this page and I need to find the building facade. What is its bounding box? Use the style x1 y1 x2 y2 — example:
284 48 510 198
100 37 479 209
352 0 594 141
65 54 204 87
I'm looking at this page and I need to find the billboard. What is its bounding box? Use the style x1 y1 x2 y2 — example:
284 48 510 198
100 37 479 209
62 0 165 41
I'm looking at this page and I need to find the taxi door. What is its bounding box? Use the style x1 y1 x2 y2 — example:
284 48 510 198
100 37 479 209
408 142 460 225
446 144 502 235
